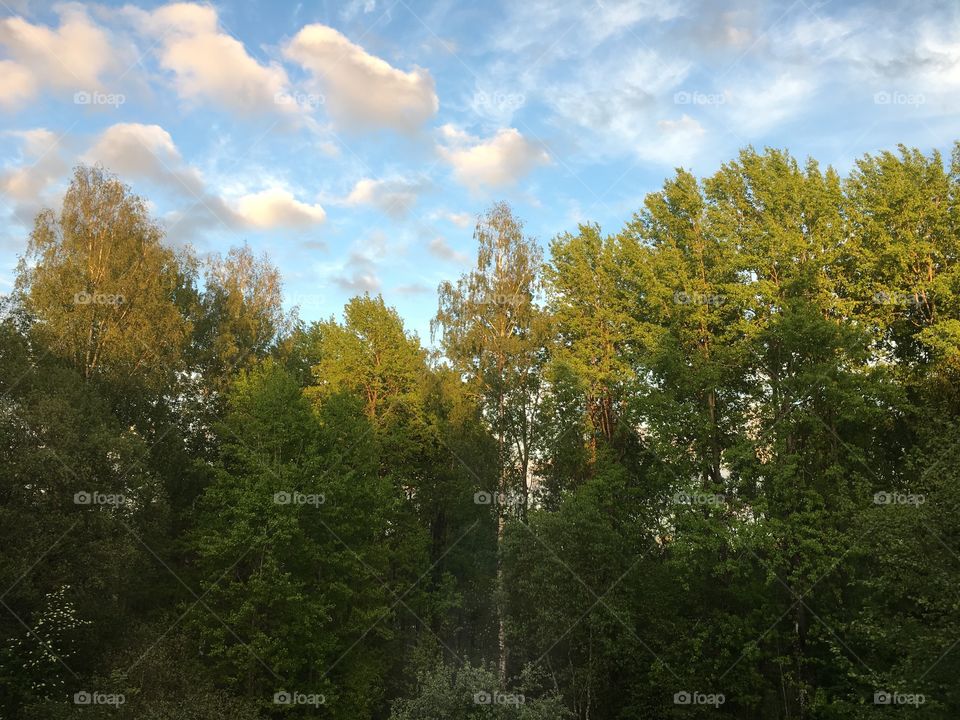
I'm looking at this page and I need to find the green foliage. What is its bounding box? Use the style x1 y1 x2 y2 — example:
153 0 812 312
4 144 960 720
389 660 573 720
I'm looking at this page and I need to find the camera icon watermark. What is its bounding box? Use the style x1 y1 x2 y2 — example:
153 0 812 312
672 491 725 506
873 90 925 107
674 90 727 106
74 90 125 108
673 290 726 306
474 490 524 507
873 491 924 506
274 491 325 507
472 89 526 120
473 690 525 706
478 292 524 306
274 91 324 109
74 491 126 507
73 291 125 306
872 290 923 307
674 690 725 706
874 690 925 706
273 690 325 707
74 690 125 706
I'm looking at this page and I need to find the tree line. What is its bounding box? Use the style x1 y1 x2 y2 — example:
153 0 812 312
2 144 959 719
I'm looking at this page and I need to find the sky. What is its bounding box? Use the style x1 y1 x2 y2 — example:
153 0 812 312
1 0 958 342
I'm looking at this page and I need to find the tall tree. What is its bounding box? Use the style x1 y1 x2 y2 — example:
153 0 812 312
432 202 547 680
15 165 192 391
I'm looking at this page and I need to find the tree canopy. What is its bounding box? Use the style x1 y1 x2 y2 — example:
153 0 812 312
3 148 960 719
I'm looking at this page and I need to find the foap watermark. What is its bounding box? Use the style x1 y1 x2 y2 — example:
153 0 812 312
874 690 925 706
74 291 124 306
674 90 727 106
473 690 525 706
273 690 325 707
673 491 725 507
473 90 526 118
274 91 325 109
274 491 325 507
874 491 924 507
674 690 725 707
74 491 126 507
474 490 524 508
74 691 125 707
673 290 726 306
74 91 125 108
478 292 524 306
287 293 325 310
872 291 923 307
873 91 925 107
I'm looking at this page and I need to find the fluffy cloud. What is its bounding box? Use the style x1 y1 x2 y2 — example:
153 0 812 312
342 177 427 217
0 6 116 108
441 211 472 228
129 2 292 115
334 250 380 293
0 128 70 223
545 50 694 163
427 236 466 263
438 126 550 190
284 24 438 131
82 123 323 235
0 60 35 109
84 122 208 197
235 188 326 228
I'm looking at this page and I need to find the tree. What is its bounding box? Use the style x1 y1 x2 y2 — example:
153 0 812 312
187 360 398 719
433 202 548 681
191 244 290 390
15 165 192 391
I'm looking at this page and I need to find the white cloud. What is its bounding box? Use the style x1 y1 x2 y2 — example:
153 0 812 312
83 123 323 235
438 126 550 190
0 128 70 223
334 250 380 293
235 187 326 228
393 282 430 296
0 60 35 109
441 211 472 228
129 2 292 115
496 0 681 57
879 23 960 93
341 0 377 21
725 74 815 135
342 177 426 217
84 122 207 197
0 6 116 109
11 128 60 158
284 24 438 131
539 47 698 164
427 236 466 263
647 115 706 165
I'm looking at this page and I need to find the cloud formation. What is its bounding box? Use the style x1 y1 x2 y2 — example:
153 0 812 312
284 24 438 131
437 125 550 190
0 129 70 223
427 235 467 263
129 2 292 115
82 123 324 235
235 188 326 228
0 5 116 108
342 177 427 218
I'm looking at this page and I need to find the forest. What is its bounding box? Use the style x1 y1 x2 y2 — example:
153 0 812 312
1 142 959 719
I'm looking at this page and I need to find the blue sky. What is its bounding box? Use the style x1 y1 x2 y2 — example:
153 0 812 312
1 0 958 341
